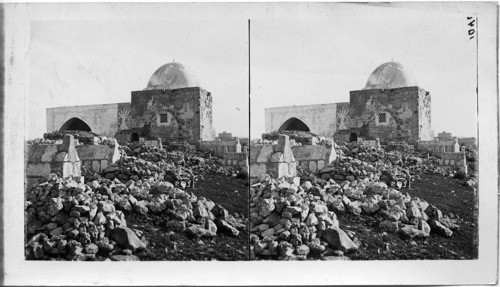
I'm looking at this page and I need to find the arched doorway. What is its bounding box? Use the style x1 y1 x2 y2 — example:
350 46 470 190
278 117 310 132
59 117 91 132
130 133 139 142
349 132 358 142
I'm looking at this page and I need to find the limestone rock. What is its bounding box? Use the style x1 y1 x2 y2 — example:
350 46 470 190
215 219 240 237
110 226 147 251
186 225 216 238
428 219 453 237
322 227 358 252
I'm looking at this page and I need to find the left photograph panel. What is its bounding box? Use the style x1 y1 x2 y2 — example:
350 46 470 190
24 4 250 261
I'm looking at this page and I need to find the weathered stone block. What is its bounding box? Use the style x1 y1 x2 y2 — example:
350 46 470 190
317 160 325 170
92 161 100 172
100 160 108 171
309 161 317 173
41 145 58 162
26 163 52 177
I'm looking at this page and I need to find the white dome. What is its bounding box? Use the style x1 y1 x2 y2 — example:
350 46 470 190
364 62 417 90
145 62 199 90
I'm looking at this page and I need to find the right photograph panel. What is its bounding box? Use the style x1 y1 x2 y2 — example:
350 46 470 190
249 3 478 260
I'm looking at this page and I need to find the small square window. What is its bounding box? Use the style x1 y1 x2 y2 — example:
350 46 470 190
378 113 387 123
160 113 169 123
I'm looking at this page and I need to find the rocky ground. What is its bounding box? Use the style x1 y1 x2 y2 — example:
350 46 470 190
25 132 478 261
25 138 249 261
250 141 478 260
339 174 477 260
126 173 249 261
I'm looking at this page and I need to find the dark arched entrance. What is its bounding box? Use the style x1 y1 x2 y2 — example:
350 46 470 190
59 117 91 132
349 132 358 142
278 117 310 132
130 133 139 142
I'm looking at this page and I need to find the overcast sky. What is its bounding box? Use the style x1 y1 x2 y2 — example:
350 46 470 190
28 3 479 140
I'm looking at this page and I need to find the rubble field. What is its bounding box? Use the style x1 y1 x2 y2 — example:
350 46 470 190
250 140 478 260
25 138 249 261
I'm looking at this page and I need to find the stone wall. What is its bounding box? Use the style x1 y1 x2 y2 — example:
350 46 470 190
337 86 431 144
199 91 217 142
200 139 241 157
418 139 460 154
122 87 214 144
26 135 81 186
75 139 121 173
417 88 433 141
292 144 337 173
222 151 249 173
143 139 162 148
360 139 380 148
265 103 342 137
439 152 467 175
457 137 477 146
249 135 297 180
47 103 124 137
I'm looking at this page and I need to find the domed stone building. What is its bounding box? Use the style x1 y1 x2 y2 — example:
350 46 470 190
265 62 433 144
46 62 216 145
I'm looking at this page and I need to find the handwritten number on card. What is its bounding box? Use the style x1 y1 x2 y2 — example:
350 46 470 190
467 17 475 40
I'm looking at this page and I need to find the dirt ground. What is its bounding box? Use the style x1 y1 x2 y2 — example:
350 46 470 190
126 172 249 261
338 174 478 260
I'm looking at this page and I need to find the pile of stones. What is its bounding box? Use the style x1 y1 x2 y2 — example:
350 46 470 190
106 176 246 238
318 141 463 188
250 176 358 260
27 138 62 145
250 172 459 260
29 132 115 146
26 173 246 260
25 174 145 261
82 141 234 186
26 140 247 261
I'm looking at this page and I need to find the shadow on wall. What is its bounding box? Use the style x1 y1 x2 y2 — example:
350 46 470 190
131 133 139 142
278 117 310 132
349 132 358 142
59 117 91 132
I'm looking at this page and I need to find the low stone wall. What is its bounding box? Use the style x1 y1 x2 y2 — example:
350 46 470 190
26 135 81 186
76 139 121 173
386 142 415 152
418 139 460 154
438 152 467 175
360 139 380 148
200 139 241 157
222 151 249 173
140 138 163 148
292 144 337 173
249 135 297 180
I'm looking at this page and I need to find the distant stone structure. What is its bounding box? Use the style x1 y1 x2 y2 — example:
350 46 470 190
418 138 460 154
222 140 249 173
418 130 476 153
265 62 433 145
437 131 453 140
218 132 234 140
439 152 468 175
47 62 216 146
